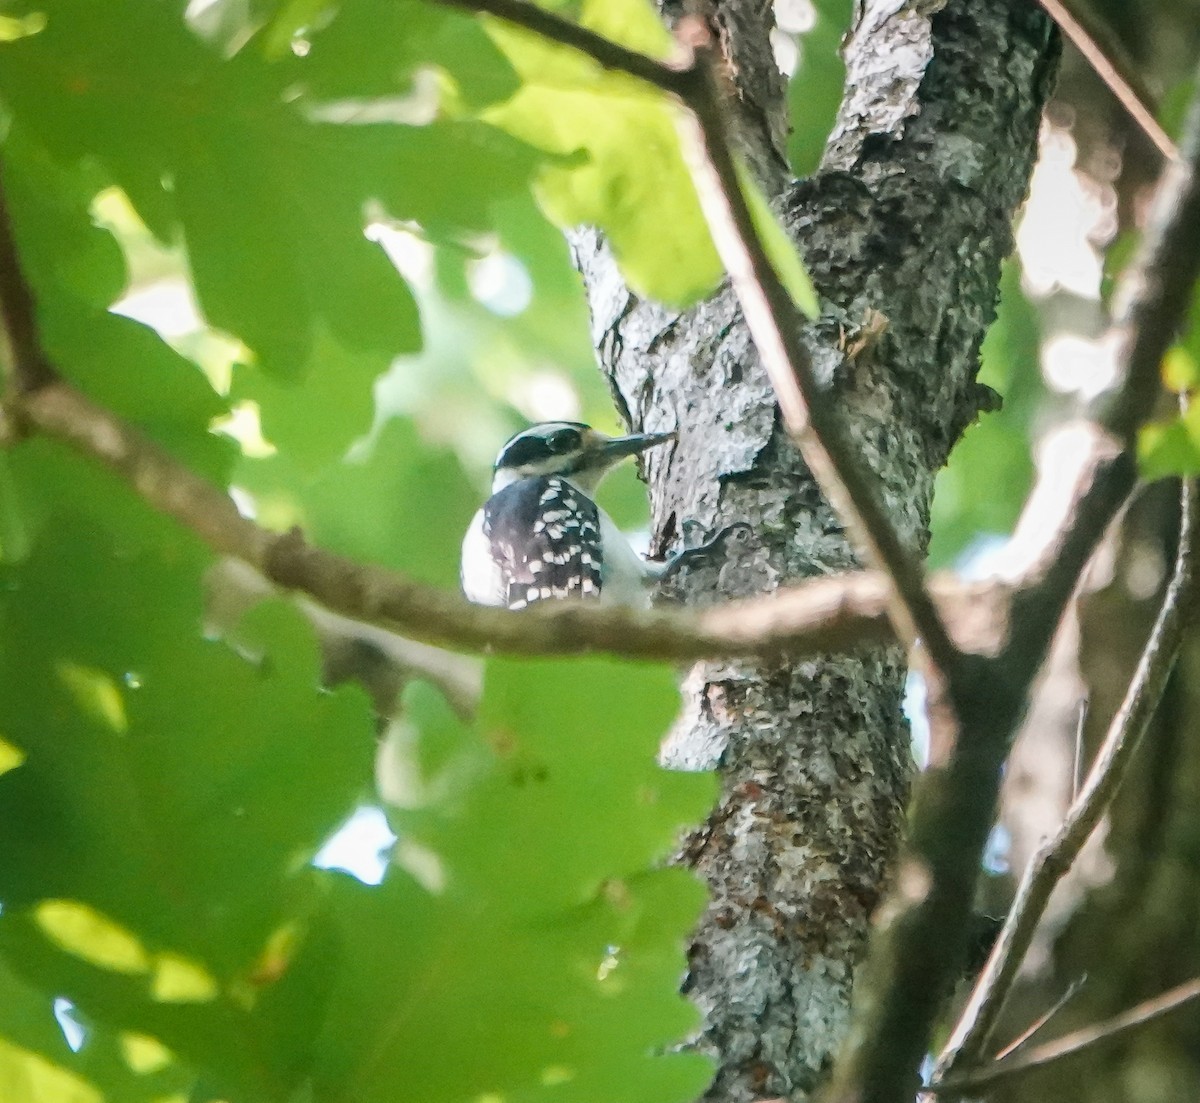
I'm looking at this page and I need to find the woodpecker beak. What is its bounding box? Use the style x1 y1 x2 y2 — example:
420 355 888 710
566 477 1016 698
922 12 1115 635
593 430 675 466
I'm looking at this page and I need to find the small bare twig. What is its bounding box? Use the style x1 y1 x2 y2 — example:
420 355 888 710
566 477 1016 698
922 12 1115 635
0 166 55 394
436 0 687 92
931 976 1200 1095
992 975 1087 1061
205 557 484 719
1035 0 1177 162
1071 697 1089 800
935 477 1199 1084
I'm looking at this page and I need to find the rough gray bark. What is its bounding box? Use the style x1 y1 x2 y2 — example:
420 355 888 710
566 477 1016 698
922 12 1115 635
574 2 1056 1099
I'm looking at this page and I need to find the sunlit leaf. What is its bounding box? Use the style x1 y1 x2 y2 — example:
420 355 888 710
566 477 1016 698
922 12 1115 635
930 262 1041 566
313 667 716 1103
484 21 724 304
0 522 376 1099
1163 346 1200 393
34 903 149 977
742 164 819 317
0 1036 101 1103
0 738 26 779
1139 402 1200 480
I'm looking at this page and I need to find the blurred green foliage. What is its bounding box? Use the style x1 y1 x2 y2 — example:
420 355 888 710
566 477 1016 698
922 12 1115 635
929 263 1044 569
0 1 747 1099
788 0 852 175
0 0 1125 1098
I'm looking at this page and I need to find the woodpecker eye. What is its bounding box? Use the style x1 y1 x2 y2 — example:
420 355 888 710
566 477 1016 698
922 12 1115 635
546 428 582 453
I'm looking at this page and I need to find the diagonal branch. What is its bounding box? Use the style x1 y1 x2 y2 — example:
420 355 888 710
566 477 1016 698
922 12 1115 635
932 976 1200 1095
0 170 54 395
672 34 959 673
1035 0 1177 162
1006 57 1200 667
934 476 1200 1084
436 0 687 92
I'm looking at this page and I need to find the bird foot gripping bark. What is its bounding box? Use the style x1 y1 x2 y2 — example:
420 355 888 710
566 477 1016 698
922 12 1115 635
654 521 755 586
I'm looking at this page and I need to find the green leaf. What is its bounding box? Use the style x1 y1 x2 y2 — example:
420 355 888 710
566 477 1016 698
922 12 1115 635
1163 345 1200 393
320 665 717 1103
235 415 479 586
0 521 377 1100
929 262 1041 566
4 120 234 490
1139 402 1200 480
0 1034 102 1103
742 165 819 318
287 0 521 109
0 0 538 464
484 15 724 304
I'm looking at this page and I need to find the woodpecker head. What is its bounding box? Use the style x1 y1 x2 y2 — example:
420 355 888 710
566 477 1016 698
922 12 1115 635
491 421 674 494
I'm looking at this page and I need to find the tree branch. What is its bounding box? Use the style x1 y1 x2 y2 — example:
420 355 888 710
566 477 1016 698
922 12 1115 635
0 167 54 394
828 59 1200 1103
673 34 959 674
5 342 1012 665
931 976 1200 1095
934 476 1200 1085
436 0 689 92
1008 57 1200 665
1036 0 1176 162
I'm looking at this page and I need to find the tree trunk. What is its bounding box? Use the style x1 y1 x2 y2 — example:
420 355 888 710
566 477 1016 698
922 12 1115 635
574 2 1057 1098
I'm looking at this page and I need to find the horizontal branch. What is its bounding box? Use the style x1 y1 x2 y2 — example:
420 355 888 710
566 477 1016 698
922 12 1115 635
17 378 1015 664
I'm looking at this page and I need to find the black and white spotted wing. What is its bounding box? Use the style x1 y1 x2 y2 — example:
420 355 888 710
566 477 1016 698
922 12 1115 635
482 476 603 610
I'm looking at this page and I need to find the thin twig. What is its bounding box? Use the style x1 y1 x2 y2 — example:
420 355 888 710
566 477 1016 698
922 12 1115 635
1071 697 1088 800
437 0 686 91
935 477 1199 1084
931 976 1200 1095
0 165 55 393
992 975 1087 1061
1036 0 1177 162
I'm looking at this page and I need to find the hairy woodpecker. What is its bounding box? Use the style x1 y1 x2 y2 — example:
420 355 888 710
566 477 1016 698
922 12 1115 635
461 421 748 610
